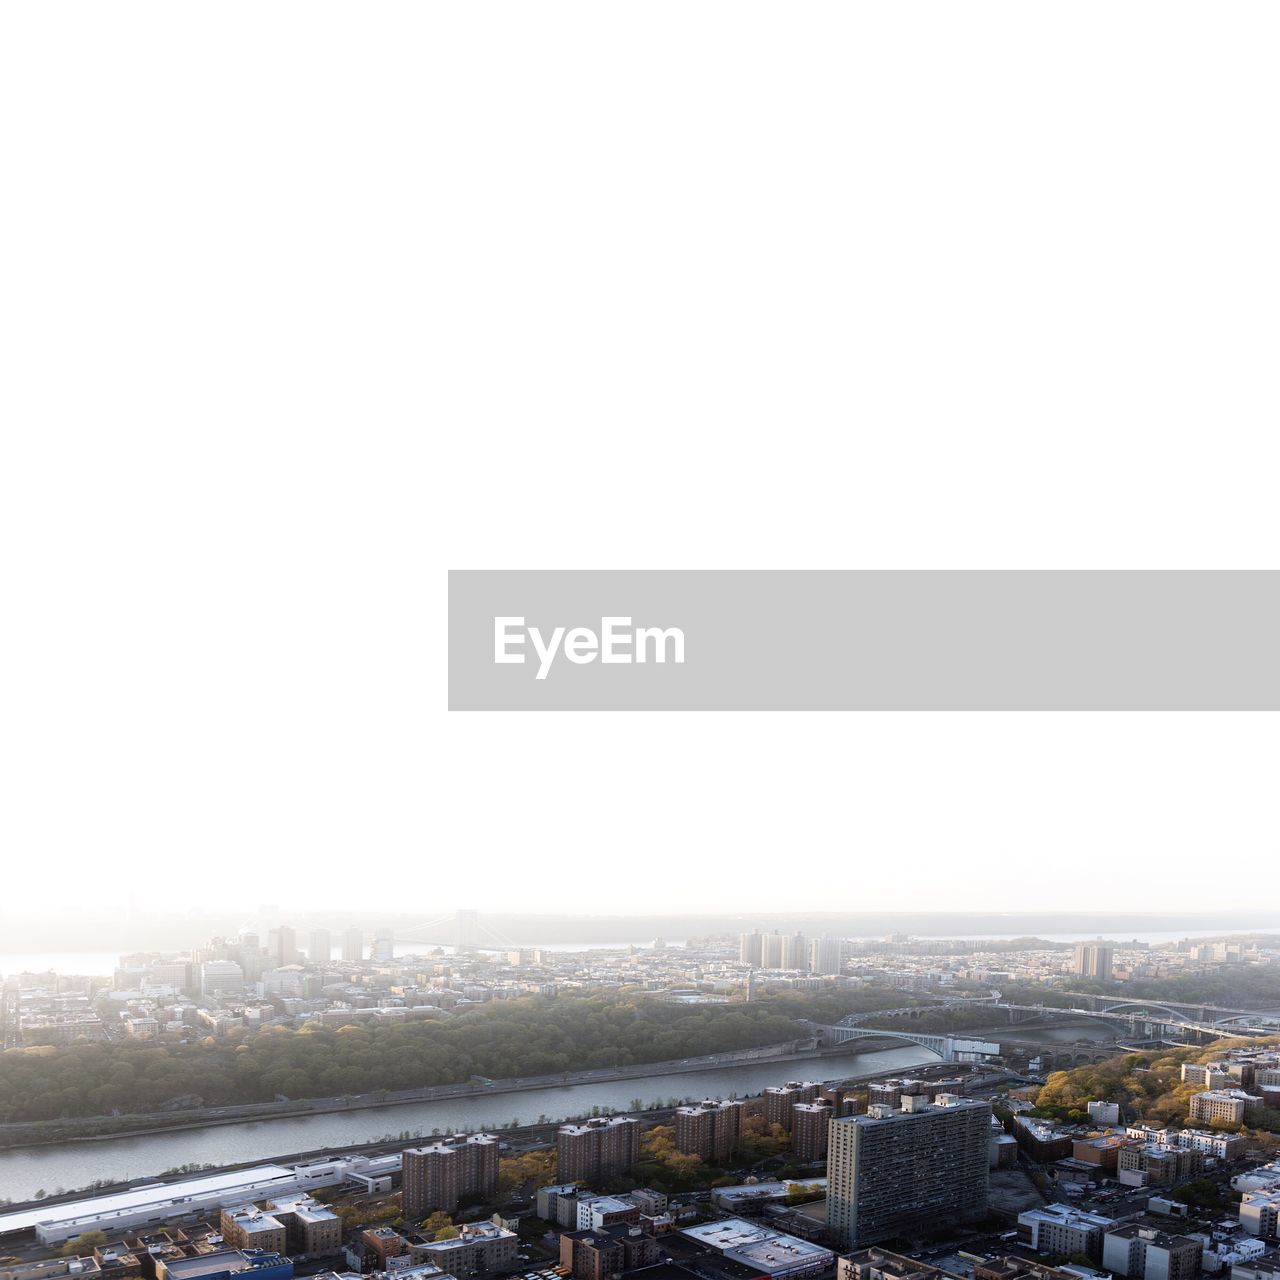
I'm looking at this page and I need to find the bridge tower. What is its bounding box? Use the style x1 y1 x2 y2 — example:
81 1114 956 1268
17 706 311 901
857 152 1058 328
456 908 479 952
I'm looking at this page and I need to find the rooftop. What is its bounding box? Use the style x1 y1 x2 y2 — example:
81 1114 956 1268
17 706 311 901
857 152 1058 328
0 1167 299 1236
681 1219 832 1269
163 1252 289 1280
1020 1204 1115 1228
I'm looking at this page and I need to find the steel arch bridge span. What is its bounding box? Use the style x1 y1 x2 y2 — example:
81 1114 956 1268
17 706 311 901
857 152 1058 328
822 1024 1004 1062
1092 1000 1259 1033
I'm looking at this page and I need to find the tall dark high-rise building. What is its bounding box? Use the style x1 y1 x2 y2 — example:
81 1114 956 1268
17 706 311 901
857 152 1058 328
827 1095 991 1248
342 928 363 962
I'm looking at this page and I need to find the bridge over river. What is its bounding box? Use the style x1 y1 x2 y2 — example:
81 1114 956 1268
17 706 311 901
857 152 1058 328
815 994 1277 1064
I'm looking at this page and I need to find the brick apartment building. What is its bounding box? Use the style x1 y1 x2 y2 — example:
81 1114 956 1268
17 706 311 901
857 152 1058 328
556 1116 642 1184
401 1133 500 1216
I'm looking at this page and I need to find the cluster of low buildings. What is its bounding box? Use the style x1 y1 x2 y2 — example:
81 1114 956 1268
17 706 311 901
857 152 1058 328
1009 1110 1253 1190
1015 1201 1280 1280
1181 1054 1280 1128
1005 1052 1280 1199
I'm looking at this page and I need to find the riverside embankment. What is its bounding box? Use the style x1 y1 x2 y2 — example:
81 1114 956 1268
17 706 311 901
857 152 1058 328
0 1042 935 1203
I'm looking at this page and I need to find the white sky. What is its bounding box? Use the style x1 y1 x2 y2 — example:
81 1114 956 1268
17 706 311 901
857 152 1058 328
2 4 1278 919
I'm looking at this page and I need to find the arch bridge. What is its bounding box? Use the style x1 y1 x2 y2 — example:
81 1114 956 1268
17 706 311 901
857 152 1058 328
822 1024 1002 1062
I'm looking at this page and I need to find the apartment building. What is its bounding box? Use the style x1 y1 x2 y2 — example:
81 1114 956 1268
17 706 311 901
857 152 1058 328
535 1184 584 1228
974 1261 1078 1280
765 1081 821 1131
1017 1205 1115 1261
820 1085 861 1118
558 1226 656 1280
838 1248 952 1280
1073 942 1114 982
1231 1262 1280 1280
1012 1115 1073 1162
811 936 843 975
1182 1063 1235 1090
1239 1188 1280 1240
827 1095 991 1248
218 1210 286 1258
1072 1136 1127 1174
262 1198 340 1258
1102 1224 1203 1280
574 1197 641 1231
1190 1091 1261 1127
675 1098 744 1161
793 1100 835 1162
1119 1143 1205 1188
359 1228 407 1270
401 1134 500 1216
412 1222 517 1278
1125 1125 1247 1162
555 1116 642 1184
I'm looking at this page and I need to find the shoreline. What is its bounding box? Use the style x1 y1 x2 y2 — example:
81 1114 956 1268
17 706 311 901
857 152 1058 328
0 1039 906 1153
0 1053 985 1223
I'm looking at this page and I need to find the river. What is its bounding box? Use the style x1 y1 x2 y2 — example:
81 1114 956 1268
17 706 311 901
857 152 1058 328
0 1045 931 1204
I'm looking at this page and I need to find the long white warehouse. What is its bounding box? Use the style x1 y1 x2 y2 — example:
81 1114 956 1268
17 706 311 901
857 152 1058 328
0 1155 400 1245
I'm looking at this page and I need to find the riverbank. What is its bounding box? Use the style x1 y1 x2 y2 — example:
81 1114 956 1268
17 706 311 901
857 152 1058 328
0 1039 896 1152
0 1043 942 1204
0 1051 992 1219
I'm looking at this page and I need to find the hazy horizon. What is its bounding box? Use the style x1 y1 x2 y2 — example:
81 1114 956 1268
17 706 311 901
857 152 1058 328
4 906 1280 959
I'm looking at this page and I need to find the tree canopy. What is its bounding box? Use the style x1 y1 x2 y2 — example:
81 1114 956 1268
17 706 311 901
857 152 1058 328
0 991 843 1124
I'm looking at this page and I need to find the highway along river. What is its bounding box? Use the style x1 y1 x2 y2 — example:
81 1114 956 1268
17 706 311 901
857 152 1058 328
0 1045 931 1203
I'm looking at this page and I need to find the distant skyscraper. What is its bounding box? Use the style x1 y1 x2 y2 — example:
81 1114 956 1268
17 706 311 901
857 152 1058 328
827 1094 991 1248
372 928 394 962
342 927 363 962
810 935 842 975
780 931 808 970
761 930 785 968
308 928 331 964
739 930 763 967
1073 941 1115 982
268 925 298 966
238 930 264 982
